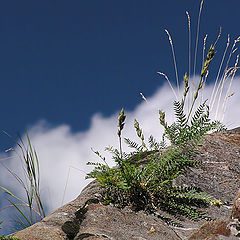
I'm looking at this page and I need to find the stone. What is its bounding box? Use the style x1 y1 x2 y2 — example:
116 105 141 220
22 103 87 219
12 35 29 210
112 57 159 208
14 127 240 240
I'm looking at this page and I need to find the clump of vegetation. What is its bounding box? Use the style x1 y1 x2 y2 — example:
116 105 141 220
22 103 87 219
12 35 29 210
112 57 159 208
86 63 224 220
0 133 45 231
86 0 239 221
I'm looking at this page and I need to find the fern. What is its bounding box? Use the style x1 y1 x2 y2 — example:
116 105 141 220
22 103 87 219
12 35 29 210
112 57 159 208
191 100 208 125
155 186 219 220
148 135 166 151
87 39 225 222
174 101 188 129
124 138 143 152
161 99 224 147
87 102 223 220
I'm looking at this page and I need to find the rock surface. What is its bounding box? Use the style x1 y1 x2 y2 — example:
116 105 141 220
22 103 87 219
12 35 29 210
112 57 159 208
14 127 240 240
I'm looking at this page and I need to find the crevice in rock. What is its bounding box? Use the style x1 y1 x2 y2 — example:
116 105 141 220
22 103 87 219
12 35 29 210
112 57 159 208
61 198 100 239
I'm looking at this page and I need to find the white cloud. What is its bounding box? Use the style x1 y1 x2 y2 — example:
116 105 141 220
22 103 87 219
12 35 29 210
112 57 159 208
0 77 239 233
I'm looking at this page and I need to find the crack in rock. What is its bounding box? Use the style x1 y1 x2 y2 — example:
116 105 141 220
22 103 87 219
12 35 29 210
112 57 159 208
61 198 100 239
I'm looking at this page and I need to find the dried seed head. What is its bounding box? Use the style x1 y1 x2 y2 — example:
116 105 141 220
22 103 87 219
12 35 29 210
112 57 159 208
201 44 215 77
165 29 173 45
159 110 166 127
184 73 189 88
186 11 190 29
213 26 222 47
134 119 147 149
134 119 142 138
182 78 189 100
140 92 148 102
118 108 126 137
183 73 189 98
206 44 215 61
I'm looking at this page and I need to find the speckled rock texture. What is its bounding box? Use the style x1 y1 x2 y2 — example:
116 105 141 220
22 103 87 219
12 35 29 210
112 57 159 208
14 127 240 240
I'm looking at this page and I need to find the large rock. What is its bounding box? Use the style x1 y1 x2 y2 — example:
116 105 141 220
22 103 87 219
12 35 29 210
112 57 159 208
188 189 240 239
14 127 240 240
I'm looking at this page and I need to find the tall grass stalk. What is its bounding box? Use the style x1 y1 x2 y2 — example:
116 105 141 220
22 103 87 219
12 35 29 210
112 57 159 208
209 35 230 109
118 109 126 158
200 27 221 105
211 36 240 119
221 55 239 121
193 0 204 83
161 1 239 124
200 34 208 103
157 72 178 101
61 166 87 206
186 11 191 82
165 29 180 98
0 132 45 231
215 57 240 120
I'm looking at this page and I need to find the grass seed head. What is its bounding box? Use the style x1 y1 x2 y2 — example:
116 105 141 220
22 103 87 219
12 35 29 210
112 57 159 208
201 44 215 78
118 108 126 137
134 119 142 139
183 73 189 97
159 110 167 128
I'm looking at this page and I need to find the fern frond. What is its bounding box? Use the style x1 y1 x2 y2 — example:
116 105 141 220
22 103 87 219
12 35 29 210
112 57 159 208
169 186 216 206
173 100 188 128
91 148 109 166
166 200 206 220
190 100 208 125
148 135 161 151
105 146 120 158
124 138 143 152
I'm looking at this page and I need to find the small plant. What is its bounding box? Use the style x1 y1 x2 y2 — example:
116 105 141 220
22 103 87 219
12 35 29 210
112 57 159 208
87 78 223 220
86 1 234 221
86 50 225 218
0 132 45 231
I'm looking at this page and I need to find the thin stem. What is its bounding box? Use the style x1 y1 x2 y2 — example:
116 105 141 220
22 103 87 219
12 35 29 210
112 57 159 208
214 37 240 119
221 55 239 119
187 76 203 122
186 11 192 113
165 29 179 98
193 0 204 85
157 72 178 101
210 35 230 110
119 135 123 159
186 11 191 81
219 64 240 121
200 34 208 104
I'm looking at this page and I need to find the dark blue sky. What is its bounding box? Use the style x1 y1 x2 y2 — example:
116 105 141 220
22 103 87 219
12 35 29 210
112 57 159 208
0 0 238 149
